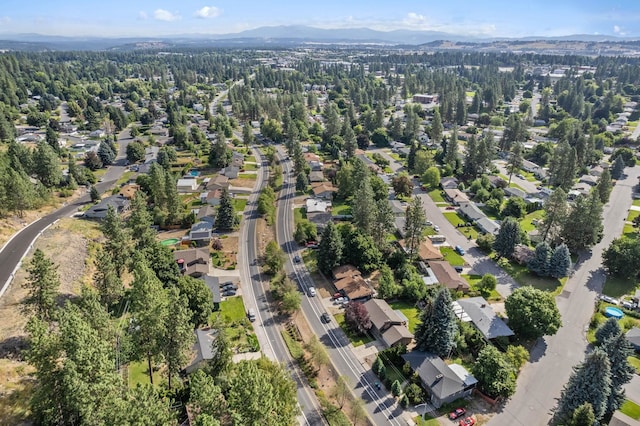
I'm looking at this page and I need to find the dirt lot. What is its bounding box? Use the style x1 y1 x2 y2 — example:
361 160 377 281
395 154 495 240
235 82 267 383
229 178 256 188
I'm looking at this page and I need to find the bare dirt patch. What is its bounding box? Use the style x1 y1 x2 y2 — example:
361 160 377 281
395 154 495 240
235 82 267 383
229 178 256 188
255 218 274 256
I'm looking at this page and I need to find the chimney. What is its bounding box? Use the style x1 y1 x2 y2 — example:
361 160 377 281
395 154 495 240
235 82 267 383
435 374 443 382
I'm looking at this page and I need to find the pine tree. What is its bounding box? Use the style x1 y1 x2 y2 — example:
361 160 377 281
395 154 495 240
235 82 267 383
163 287 195 389
101 206 132 277
430 108 443 143
414 288 457 357
97 141 116 166
540 188 569 243
93 248 124 308
444 126 459 170
601 333 635 415
595 317 622 346
528 241 551 277
163 170 182 225
371 198 394 248
22 249 61 322
128 192 156 250
561 192 603 252
352 178 376 236
554 349 612 423
33 141 62 188
3 168 37 217
596 168 613 204
548 141 577 191
404 196 426 257
568 403 595 426
343 124 357 159
317 222 344 275
549 244 572 278
493 217 522 259
611 155 625 180
507 142 524 185
216 189 236 231
295 172 308 191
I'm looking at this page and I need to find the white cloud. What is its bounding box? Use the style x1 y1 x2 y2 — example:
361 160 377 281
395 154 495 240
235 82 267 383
154 9 181 22
195 6 222 19
613 25 626 35
138 11 148 20
404 12 428 27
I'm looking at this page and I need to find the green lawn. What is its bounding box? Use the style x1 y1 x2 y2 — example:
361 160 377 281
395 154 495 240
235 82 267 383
238 173 257 180
332 200 352 216
413 416 440 426
335 313 374 347
294 207 307 226
233 198 248 213
462 274 503 301
621 400 640 420
215 296 247 323
520 210 545 233
633 200 640 207
497 258 564 294
116 171 135 185
441 247 465 266
243 163 258 171
628 356 640 374
602 276 638 298
443 213 479 240
128 360 162 388
388 300 420 333
245 155 256 162
428 189 446 204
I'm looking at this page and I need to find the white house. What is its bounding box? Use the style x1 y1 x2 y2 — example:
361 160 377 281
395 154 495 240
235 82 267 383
177 178 199 192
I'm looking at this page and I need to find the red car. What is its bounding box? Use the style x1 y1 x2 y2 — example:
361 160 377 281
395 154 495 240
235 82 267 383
448 408 466 420
459 416 475 426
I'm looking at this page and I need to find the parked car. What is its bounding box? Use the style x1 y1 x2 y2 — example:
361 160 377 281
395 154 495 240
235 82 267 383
222 284 238 291
332 292 342 300
247 308 256 322
425 220 433 227
454 245 465 256
448 408 466 420
294 255 301 263
433 225 440 232
333 297 346 305
454 265 464 273
599 295 620 305
516 173 525 179
459 416 475 426
222 289 237 297
446 206 456 210
308 287 316 297
320 312 331 323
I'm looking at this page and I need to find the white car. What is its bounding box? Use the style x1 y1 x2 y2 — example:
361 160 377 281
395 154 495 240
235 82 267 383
308 287 316 297
433 225 440 232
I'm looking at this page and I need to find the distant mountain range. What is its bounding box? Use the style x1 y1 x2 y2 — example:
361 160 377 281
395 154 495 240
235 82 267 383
0 25 637 51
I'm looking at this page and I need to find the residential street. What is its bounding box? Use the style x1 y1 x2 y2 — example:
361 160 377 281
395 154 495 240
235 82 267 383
489 165 640 425
0 128 132 297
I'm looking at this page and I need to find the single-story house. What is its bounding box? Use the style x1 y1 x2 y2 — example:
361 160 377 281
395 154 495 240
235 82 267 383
440 177 459 190
221 166 239 179
455 297 514 340
84 195 130 219
443 188 469 205
196 205 217 224
503 187 527 199
232 151 244 168
458 203 500 235
309 171 325 183
118 184 140 200
206 174 230 191
364 298 413 347
174 248 209 278
333 265 361 281
311 183 336 200
427 261 470 293
398 239 443 261
476 217 500 235
579 174 599 187
304 152 321 165
390 200 407 216
307 212 333 230
355 153 381 173
521 159 542 174
626 327 640 352
89 129 106 138
401 352 477 408
202 189 223 207
177 178 199 192
487 175 507 189
306 198 331 214
185 327 218 373
589 165 605 177
332 265 374 301
189 221 214 246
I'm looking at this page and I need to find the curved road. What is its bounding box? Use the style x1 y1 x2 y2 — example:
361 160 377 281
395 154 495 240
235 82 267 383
0 129 132 296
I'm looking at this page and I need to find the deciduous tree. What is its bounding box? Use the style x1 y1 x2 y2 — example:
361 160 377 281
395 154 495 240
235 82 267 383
472 345 517 398
505 286 561 339
344 301 372 335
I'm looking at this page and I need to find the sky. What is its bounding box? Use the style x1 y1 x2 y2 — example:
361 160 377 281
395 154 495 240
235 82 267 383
0 0 639 38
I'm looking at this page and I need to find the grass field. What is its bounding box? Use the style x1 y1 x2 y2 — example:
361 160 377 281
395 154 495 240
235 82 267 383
441 246 465 266
498 258 564 294
520 210 545 233
621 400 640 420
335 313 373 347
215 296 247 322
628 356 640 374
602 276 638 298
128 360 162 388
233 198 248 213
443 213 479 240
462 274 503 301
242 163 258 171
238 173 257 180
332 200 352 216
294 207 307 226
245 155 256 162
428 189 446 204
413 416 440 426
388 300 420 333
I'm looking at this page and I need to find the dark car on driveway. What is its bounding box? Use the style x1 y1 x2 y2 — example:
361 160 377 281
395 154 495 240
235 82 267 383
222 289 237 297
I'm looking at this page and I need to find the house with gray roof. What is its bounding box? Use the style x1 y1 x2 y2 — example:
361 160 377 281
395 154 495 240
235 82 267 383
401 352 477 408
504 186 527 199
189 221 213 246
84 195 130 219
185 328 218 373
455 297 514 340
458 203 500 235
626 327 640 352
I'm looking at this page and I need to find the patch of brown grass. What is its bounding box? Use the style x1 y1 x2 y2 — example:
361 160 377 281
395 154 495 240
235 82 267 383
229 178 255 188
0 359 34 425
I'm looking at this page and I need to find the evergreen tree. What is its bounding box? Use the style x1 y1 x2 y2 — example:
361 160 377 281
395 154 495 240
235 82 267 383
128 192 155 250
601 333 635 415
352 178 376 236
444 126 459 170
548 141 577 191
208 138 232 168
162 287 195 389
611 155 625 180
90 185 100 203
540 188 569 243
430 108 443 143
343 123 357 159
528 241 551 277
33 141 62 188
216 189 236 231
97 141 116 166
561 192 603 252
100 205 131 277
595 168 613 204
295 172 308 191
371 198 394 248
242 122 254 146
554 349 612 423
506 142 524 185
163 170 181 225
45 125 60 153
176 276 214 327
2 168 37 217
549 244 572 278
93 248 124 308
22 249 60 322
317 221 344 275
414 288 457 357
463 134 479 178
595 317 622 346
568 403 595 426
403 197 427 257
493 217 522 259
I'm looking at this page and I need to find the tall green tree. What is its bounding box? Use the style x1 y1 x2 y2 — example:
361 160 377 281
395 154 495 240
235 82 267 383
540 188 569 243
93 248 124 308
554 349 612 424
128 192 156 250
611 155 625 180
129 261 168 385
371 198 394 248
317 221 344 275
2 168 37 217
472 345 517 399
602 237 640 279
414 288 457 357
505 286 561 339
162 287 195 389
548 141 577 191
216 189 237 231
601 333 634 415
528 241 551 277
352 178 376 236
22 249 60 322
208 138 232 168
242 122 254 146
188 369 227 422
176 276 214 327
506 142 524 185
568 403 595 426
404 196 426 257
430 108 443 143
549 244 572 279
595 168 613 204
33 141 62 187
561 192 603 252
493 216 522 259
98 141 116 166
101 205 132 276
264 240 285 275
444 126 459 170
163 170 182 225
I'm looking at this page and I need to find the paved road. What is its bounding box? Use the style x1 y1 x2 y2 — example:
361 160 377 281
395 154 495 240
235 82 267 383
275 148 416 426
237 147 324 426
489 165 640 426
494 160 540 195
0 129 132 296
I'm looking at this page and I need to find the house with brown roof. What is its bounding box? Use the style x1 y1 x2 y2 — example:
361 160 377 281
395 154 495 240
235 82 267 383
201 189 223 206
364 299 413 347
398 239 443 262
309 171 325 183
174 248 209 278
206 174 230 191
118 184 140 200
311 182 336 200
443 188 470 206
333 265 362 281
332 265 373 301
427 260 470 293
